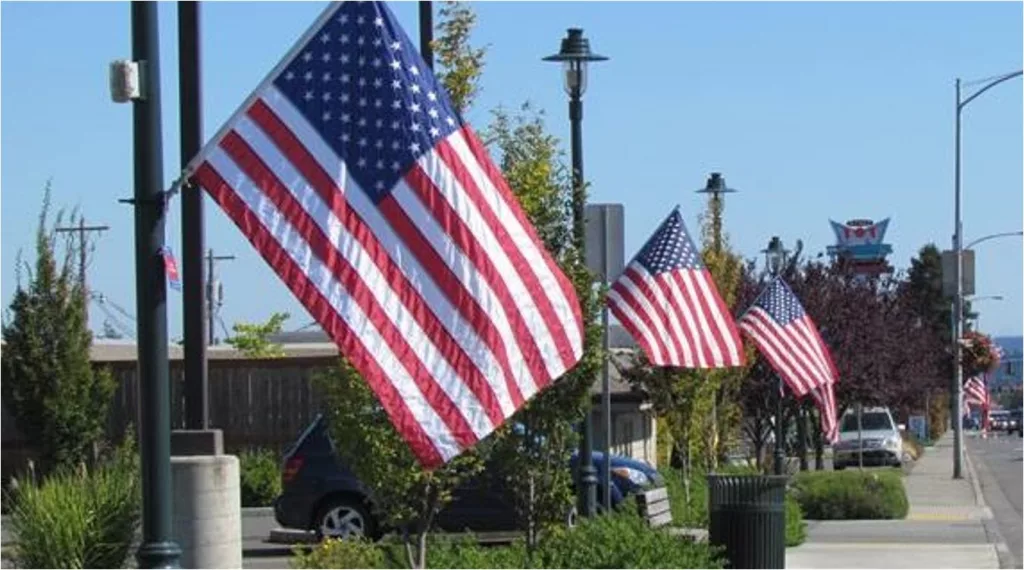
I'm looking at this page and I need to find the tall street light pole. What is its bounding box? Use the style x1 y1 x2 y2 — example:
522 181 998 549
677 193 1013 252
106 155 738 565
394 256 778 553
130 2 182 566
544 28 607 519
952 69 1022 479
763 236 789 476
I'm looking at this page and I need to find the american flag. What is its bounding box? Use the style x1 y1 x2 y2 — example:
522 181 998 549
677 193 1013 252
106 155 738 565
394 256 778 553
186 1 584 468
607 207 744 368
965 375 990 409
738 277 838 397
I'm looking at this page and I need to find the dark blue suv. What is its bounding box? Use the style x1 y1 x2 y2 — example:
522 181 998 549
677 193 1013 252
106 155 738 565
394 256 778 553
273 415 664 540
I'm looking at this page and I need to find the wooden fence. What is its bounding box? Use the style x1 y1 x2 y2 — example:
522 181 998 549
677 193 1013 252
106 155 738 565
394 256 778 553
2 355 337 482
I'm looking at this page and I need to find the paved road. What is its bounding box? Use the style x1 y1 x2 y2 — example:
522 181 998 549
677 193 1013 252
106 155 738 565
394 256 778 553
967 433 1023 569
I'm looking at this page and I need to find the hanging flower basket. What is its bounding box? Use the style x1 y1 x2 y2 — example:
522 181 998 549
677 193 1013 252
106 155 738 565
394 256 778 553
961 331 999 378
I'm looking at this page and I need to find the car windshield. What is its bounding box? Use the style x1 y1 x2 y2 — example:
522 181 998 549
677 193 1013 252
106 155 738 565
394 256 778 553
840 412 893 432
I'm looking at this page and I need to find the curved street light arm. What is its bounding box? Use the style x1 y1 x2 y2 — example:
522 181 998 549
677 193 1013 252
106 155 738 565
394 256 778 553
965 230 1024 250
959 70 1023 110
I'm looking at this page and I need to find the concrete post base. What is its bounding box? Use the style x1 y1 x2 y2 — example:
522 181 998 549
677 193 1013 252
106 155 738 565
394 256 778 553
171 455 242 569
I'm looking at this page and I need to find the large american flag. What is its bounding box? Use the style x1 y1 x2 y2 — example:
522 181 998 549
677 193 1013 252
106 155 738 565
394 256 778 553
187 1 584 468
607 207 744 368
738 277 838 397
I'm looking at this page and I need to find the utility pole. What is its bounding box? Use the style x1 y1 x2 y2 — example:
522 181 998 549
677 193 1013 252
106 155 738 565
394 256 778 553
55 218 109 323
205 249 234 346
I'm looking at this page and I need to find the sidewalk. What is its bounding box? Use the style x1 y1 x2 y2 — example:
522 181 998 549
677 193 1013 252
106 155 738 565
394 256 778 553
786 432 1001 569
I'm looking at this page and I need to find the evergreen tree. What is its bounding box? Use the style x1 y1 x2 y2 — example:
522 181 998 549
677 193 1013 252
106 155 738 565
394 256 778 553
1 185 116 476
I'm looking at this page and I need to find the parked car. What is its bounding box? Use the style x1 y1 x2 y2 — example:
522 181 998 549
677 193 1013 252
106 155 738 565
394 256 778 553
1004 409 1022 436
831 407 904 469
272 415 664 540
989 410 1010 431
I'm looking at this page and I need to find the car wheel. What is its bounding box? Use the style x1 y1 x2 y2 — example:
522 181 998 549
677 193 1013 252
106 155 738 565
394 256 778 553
314 497 374 541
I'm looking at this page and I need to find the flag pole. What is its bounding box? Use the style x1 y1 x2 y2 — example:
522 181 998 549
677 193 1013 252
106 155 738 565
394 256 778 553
131 1 182 566
419 1 433 70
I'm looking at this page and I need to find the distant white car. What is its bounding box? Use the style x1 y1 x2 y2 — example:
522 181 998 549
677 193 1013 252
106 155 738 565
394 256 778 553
832 407 903 470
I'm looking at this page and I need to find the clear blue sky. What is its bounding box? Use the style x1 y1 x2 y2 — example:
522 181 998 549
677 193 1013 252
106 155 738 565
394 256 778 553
3 1 1022 340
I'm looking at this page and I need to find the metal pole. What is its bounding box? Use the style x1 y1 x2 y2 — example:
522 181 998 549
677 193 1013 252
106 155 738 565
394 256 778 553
178 0 208 430
601 206 612 511
570 92 597 518
131 2 182 567
418 1 433 70
774 375 785 475
857 402 864 470
953 78 964 479
797 401 808 471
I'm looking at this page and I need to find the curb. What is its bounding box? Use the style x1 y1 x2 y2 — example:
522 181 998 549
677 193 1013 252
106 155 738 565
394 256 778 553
268 528 317 545
962 446 989 511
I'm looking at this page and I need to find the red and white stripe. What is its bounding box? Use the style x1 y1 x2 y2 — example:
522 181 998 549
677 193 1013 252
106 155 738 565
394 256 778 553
808 380 839 443
607 264 744 368
192 86 583 468
965 375 989 408
738 310 838 397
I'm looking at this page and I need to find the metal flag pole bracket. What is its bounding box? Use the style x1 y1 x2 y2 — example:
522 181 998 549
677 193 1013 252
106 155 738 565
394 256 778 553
118 170 193 208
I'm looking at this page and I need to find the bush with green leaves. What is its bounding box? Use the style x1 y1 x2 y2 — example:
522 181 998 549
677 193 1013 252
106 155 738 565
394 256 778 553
239 448 282 507
784 493 807 546
291 537 386 569
531 504 724 569
7 434 141 569
791 468 908 520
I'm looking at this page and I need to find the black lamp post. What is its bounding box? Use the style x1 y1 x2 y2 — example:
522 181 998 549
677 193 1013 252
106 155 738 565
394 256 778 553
763 236 789 476
544 28 606 519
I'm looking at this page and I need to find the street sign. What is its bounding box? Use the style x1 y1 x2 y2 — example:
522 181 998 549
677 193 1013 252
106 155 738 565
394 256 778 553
941 249 975 297
585 203 625 283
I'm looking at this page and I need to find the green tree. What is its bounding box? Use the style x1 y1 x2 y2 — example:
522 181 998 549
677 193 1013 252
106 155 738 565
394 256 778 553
1 185 116 476
482 102 602 545
316 361 483 569
903 244 955 439
225 311 289 358
432 1 486 115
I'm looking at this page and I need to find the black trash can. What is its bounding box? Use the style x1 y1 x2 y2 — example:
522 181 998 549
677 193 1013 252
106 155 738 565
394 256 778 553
707 474 787 569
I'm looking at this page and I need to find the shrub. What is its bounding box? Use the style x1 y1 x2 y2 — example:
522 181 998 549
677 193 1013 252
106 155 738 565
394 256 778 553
531 504 724 569
291 537 386 569
784 493 807 546
900 430 924 461
239 448 282 508
8 435 141 569
791 469 908 520
426 534 529 569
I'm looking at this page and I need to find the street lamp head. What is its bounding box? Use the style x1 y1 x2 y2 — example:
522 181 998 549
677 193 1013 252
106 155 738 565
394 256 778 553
762 236 789 276
543 28 608 97
696 172 738 195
